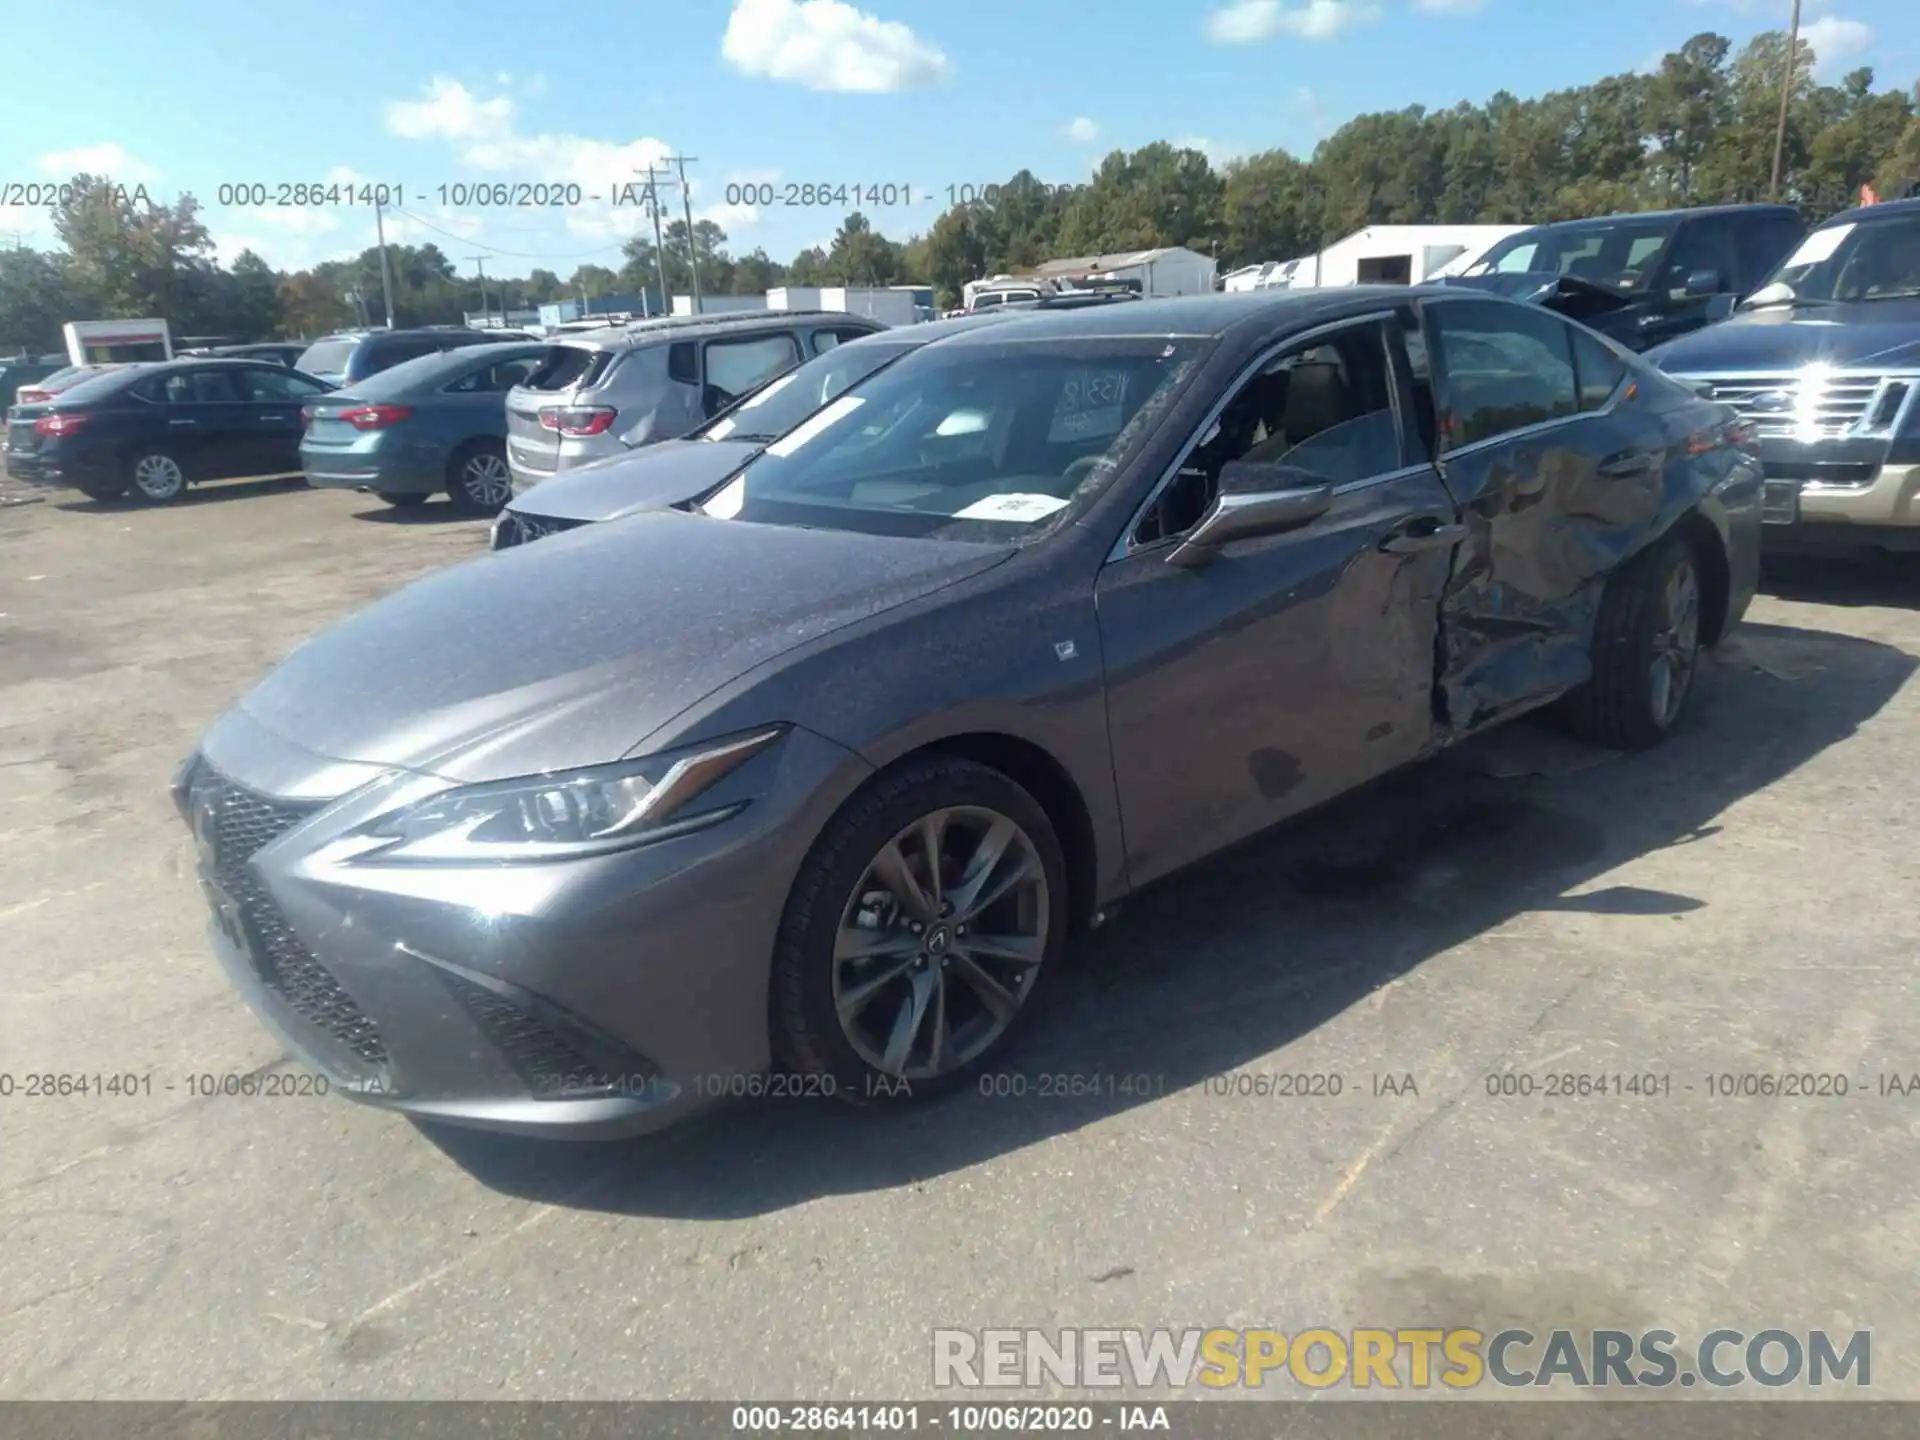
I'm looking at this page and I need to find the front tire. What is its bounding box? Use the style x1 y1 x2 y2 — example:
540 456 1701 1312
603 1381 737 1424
126 449 187 503
1555 532 1704 750
772 756 1068 1102
376 490 431 508
448 439 513 513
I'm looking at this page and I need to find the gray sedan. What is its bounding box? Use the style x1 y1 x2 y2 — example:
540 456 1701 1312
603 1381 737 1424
175 288 1761 1140
300 343 546 512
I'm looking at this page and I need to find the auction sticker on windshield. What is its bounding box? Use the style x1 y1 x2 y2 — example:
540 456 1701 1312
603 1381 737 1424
1783 224 1853 269
954 493 1071 522
1049 369 1132 442
765 394 865 456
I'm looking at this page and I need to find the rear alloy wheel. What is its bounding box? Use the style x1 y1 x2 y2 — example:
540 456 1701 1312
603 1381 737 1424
127 450 186 503
1556 533 1704 750
449 441 512 513
376 491 431 508
773 757 1067 1098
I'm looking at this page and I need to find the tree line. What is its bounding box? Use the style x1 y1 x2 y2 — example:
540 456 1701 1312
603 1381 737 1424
3 27 1918 352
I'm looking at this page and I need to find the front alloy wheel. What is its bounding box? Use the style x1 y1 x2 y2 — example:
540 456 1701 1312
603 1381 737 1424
773 756 1068 1097
833 806 1049 1080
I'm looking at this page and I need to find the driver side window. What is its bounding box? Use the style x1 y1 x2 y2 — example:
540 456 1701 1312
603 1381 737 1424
1133 321 1401 545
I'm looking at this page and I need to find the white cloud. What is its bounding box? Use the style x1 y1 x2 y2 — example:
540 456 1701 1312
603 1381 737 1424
249 208 341 235
1413 0 1485 12
384 77 674 201
721 0 950 91
1063 116 1099 143
37 142 159 183
699 201 763 231
1801 15 1872 78
385 77 515 142
327 165 365 186
1205 0 1381 42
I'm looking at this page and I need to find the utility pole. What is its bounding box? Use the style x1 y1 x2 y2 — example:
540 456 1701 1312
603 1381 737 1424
1769 0 1803 202
635 164 672 315
467 254 490 326
666 154 702 313
372 198 398 328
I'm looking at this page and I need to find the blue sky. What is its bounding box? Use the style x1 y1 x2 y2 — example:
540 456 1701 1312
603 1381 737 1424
1 0 1912 279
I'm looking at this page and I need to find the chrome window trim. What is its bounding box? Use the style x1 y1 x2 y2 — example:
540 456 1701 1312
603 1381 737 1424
1109 309 1403 561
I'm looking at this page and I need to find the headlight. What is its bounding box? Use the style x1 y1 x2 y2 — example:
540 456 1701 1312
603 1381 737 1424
348 728 784 863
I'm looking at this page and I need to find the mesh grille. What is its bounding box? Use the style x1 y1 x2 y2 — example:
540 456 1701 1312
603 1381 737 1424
438 971 652 1101
496 510 587 549
192 764 391 1073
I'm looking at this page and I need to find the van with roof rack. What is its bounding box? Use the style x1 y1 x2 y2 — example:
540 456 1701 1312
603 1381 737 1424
503 308 887 493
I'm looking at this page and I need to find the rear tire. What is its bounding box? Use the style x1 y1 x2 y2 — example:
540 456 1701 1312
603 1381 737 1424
771 756 1068 1105
125 449 187 503
447 439 513 514
376 491 431 508
1554 532 1703 750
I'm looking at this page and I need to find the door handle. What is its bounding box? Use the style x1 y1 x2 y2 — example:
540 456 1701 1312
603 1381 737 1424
1380 517 1467 553
169 418 197 426
1598 449 1656 478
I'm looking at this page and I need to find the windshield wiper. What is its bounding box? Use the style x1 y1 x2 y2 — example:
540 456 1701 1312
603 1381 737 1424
1857 289 1920 302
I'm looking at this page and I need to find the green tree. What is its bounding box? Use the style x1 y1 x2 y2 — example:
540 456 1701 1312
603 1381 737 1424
0 247 74 354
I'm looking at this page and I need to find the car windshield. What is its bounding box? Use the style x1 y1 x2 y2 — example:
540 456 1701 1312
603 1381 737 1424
1464 218 1680 291
1754 212 1920 303
697 340 917 443
295 338 359 376
698 335 1208 542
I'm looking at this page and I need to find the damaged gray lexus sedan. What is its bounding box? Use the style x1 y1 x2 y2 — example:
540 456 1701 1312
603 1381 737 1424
173 288 1762 1139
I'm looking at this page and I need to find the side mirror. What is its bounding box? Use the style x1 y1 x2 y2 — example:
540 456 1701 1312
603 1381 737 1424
1683 268 1722 298
1167 464 1334 569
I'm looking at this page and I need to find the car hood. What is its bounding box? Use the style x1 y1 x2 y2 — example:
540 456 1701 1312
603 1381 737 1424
507 438 760 523
1647 299 1920 373
231 510 1014 784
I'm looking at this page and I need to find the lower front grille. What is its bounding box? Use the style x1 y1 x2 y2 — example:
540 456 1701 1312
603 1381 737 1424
191 763 392 1074
495 510 587 548
438 970 656 1101
1762 461 1880 489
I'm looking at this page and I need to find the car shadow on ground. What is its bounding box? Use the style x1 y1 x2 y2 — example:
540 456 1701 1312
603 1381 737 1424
1760 550 1920 610
418 619 1914 1218
50 475 309 513
350 498 482 525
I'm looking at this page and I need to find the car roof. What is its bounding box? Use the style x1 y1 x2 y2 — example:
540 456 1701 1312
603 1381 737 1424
1515 204 1800 234
1817 195 1920 227
135 356 318 374
929 287 1423 346
558 308 883 352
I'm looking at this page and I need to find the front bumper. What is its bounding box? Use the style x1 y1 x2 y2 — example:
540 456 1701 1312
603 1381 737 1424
181 709 873 1138
1792 462 1920 529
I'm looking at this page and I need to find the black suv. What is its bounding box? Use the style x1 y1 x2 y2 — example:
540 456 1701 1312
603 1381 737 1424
1439 204 1806 351
1649 197 1920 552
295 327 534 387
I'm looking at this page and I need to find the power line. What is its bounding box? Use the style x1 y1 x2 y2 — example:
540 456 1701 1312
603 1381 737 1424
386 206 629 262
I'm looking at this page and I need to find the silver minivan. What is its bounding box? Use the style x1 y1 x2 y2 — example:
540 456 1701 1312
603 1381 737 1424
504 309 886 493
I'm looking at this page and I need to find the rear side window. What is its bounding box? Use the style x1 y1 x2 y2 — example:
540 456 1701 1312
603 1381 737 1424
295 338 358 376
1570 329 1629 412
702 332 801 402
449 357 541 393
523 344 611 392
161 369 244 404
667 342 698 385
239 367 331 402
1426 299 1579 450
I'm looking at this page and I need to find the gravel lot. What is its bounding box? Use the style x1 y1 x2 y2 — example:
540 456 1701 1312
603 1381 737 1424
2 471 1919 1402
